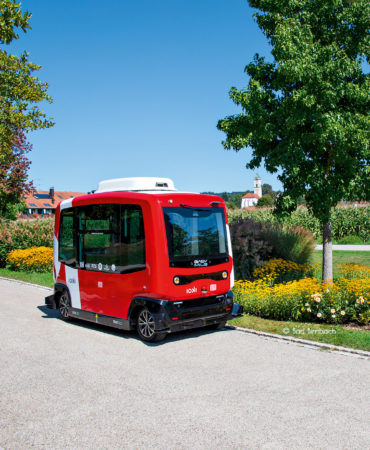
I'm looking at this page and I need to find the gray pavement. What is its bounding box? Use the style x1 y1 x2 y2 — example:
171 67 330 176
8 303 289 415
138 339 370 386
315 244 370 251
0 278 369 449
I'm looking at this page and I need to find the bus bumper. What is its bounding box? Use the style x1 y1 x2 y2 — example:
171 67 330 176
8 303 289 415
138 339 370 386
151 295 243 334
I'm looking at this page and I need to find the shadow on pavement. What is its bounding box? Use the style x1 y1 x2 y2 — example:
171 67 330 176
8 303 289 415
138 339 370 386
37 305 232 347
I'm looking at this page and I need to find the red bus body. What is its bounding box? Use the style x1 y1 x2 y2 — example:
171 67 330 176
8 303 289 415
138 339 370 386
46 179 242 341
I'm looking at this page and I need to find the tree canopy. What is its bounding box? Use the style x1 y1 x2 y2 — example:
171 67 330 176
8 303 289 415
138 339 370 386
0 0 53 155
218 0 369 280
0 1 53 218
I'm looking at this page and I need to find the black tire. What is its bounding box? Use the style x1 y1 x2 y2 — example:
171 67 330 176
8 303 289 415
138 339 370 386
208 321 226 330
59 291 71 321
136 307 166 342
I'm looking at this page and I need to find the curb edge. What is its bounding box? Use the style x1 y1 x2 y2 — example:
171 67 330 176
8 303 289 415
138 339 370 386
226 324 370 358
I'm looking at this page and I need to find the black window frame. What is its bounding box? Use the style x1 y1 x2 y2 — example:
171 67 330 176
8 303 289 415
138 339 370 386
59 208 77 267
163 206 229 268
58 204 146 274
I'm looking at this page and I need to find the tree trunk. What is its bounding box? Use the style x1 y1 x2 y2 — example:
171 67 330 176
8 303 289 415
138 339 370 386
322 221 333 282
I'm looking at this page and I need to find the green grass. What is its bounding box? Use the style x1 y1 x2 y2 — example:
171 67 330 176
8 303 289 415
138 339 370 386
311 250 370 279
229 314 370 351
0 268 54 288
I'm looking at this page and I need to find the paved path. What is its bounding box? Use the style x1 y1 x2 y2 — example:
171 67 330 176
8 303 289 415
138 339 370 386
315 244 370 251
1 278 369 449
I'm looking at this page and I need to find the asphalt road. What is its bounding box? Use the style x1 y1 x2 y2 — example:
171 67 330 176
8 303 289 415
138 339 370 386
1 278 369 449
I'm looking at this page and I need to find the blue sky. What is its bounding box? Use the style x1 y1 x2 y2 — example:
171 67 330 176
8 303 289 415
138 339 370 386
8 0 281 194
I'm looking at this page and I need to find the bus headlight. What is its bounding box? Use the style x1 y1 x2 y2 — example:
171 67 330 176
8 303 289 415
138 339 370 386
173 276 180 285
222 271 228 279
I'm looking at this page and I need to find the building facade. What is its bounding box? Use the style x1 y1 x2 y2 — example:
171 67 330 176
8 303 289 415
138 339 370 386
24 188 86 216
241 176 262 208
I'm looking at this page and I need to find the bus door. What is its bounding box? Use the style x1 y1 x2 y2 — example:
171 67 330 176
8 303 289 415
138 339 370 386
76 204 147 318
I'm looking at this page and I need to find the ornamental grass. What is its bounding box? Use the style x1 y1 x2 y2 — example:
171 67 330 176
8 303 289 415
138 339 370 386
233 260 370 325
6 247 53 273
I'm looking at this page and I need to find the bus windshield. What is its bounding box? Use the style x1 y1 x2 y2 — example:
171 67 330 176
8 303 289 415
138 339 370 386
163 207 228 268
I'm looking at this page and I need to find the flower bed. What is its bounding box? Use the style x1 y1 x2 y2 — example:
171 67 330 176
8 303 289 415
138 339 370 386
0 218 53 267
233 260 370 325
6 247 53 273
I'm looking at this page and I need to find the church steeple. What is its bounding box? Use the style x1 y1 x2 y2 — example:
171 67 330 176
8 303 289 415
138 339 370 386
254 176 262 198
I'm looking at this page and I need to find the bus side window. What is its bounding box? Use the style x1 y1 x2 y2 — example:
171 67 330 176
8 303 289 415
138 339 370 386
78 204 120 269
120 206 145 268
59 208 76 266
74 204 145 274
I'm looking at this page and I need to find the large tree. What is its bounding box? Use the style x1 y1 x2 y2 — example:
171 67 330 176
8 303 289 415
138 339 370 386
0 130 33 218
218 0 369 281
0 0 53 212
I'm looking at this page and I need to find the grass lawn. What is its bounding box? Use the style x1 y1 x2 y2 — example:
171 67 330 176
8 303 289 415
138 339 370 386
229 314 370 352
0 268 54 288
311 250 370 279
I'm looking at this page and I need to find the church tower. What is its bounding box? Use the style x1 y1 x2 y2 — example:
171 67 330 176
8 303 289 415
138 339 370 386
254 176 262 198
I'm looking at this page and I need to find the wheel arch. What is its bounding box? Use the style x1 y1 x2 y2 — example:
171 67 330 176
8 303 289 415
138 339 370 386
54 284 71 309
128 297 165 327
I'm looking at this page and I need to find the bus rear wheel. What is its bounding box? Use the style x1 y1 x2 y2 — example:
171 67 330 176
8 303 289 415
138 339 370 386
136 307 166 342
59 292 71 321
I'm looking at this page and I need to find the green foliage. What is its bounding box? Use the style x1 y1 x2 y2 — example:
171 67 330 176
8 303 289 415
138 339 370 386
0 0 54 162
0 199 26 220
262 183 279 200
218 0 370 280
257 194 274 207
228 206 370 241
336 235 369 245
263 226 315 265
230 217 315 279
0 217 53 267
0 0 30 44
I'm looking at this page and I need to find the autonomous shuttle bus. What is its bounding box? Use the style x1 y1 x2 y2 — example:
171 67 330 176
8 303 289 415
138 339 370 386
45 177 242 342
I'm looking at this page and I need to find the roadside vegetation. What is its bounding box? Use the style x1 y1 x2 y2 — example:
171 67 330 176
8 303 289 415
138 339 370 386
0 267 53 288
229 315 370 351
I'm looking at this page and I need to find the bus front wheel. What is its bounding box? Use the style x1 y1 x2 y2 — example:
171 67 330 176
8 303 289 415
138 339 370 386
136 307 166 342
59 292 71 321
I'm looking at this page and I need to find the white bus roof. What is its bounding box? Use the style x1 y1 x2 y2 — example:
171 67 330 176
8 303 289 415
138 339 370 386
95 177 177 193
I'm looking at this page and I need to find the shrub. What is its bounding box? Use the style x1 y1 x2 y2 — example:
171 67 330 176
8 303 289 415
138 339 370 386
233 261 370 325
257 194 274 207
0 218 53 267
6 246 53 272
229 219 273 280
230 218 315 279
262 225 315 265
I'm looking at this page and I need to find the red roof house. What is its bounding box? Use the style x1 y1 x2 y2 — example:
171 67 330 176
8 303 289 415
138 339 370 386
24 188 85 216
241 193 260 208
